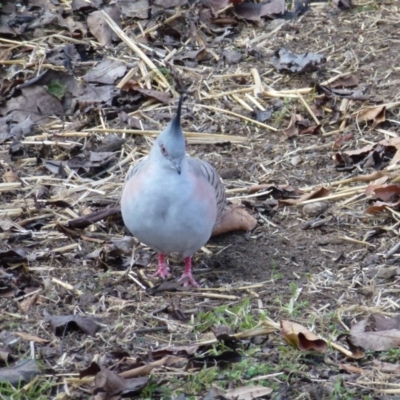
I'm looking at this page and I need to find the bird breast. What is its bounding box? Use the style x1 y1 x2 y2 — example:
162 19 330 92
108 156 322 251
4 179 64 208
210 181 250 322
121 163 218 256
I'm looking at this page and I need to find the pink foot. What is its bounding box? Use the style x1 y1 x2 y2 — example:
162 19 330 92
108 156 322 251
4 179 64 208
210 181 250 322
151 254 171 279
178 257 200 288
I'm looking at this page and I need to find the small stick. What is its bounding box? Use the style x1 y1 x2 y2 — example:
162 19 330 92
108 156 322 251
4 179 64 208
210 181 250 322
52 278 83 296
339 236 375 248
101 11 172 92
385 241 400 258
86 128 247 143
198 104 277 131
232 94 253 111
203 87 254 99
296 91 326 134
128 273 147 290
172 292 239 300
251 67 264 96
299 189 365 204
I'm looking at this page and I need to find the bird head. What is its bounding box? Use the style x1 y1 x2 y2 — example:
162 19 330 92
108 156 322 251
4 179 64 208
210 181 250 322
153 95 186 175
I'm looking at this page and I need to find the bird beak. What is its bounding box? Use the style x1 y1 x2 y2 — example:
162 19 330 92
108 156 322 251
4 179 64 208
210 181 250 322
175 165 181 175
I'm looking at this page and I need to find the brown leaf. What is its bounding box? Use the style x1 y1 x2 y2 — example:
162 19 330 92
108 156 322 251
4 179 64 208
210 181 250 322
330 72 359 88
43 309 103 337
19 293 39 312
224 385 273 400
338 363 366 374
295 187 331 205
2 167 20 183
132 87 172 104
373 185 400 202
350 318 400 351
333 133 354 150
374 314 400 331
281 320 327 353
93 368 126 396
282 113 300 139
343 336 365 359
366 200 400 214
357 106 386 128
0 350 13 363
212 205 257 236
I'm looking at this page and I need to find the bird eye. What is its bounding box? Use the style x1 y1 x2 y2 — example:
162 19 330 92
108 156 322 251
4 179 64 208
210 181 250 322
160 144 168 156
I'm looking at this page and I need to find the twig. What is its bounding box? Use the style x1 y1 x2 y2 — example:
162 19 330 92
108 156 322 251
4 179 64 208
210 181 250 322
197 104 277 132
101 11 173 92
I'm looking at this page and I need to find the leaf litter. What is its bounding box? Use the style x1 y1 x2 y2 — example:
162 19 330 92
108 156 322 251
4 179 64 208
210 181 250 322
1 0 400 398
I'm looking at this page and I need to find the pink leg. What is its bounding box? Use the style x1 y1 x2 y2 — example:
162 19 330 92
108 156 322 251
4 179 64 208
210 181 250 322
179 257 200 287
151 253 171 279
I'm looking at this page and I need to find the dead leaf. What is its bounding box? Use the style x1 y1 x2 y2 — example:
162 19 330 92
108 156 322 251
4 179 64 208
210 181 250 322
132 87 172 104
330 72 359 88
289 187 330 206
373 185 400 202
87 8 121 47
212 204 257 235
0 359 40 386
338 363 366 374
234 0 285 21
374 314 400 331
19 293 39 312
333 133 354 150
357 106 386 128
272 48 325 73
0 249 27 266
82 59 127 84
93 367 149 397
0 86 64 127
0 350 13 363
222 49 242 64
350 318 400 351
282 113 300 139
315 83 369 101
224 385 273 399
152 0 188 7
372 360 400 374
366 200 400 214
281 320 327 353
117 0 150 19
2 167 20 183
43 309 103 337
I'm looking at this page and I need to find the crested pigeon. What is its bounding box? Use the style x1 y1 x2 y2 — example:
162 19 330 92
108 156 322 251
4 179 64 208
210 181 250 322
121 96 226 287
